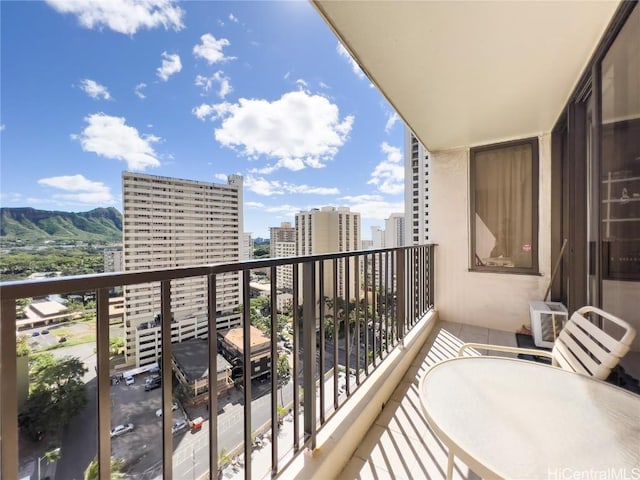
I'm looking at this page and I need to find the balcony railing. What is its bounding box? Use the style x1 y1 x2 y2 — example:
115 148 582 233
0 244 435 480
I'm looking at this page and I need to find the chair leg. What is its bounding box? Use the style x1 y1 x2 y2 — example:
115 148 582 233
447 450 454 480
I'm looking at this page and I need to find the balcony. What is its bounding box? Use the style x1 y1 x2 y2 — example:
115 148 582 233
0 245 436 480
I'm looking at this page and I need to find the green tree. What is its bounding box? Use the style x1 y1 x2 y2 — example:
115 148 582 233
84 456 125 480
175 383 194 404
17 335 30 357
16 297 32 318
109 337 125 356
19 355 88 441
277 354 290 405
216 448 232 479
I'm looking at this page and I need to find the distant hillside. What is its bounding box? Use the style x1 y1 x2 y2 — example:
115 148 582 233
0 207 122 245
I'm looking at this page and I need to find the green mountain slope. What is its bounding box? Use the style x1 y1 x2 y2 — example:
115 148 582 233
0 207 122 244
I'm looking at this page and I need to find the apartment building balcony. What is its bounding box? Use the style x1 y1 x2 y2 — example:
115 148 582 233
2 245 638 480
1 245 441 480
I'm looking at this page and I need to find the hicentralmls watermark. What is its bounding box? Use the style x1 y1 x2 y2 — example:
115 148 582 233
548 468 640 480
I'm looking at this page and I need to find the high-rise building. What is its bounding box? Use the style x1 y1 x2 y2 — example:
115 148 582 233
269 222 296 257
273 240 296 292
241 232 254 261
122 172 243 366
385 213 405 248
371 226 385 249
295 206 361 300
104 246 123 273
404 128 431 245
270 222 297 292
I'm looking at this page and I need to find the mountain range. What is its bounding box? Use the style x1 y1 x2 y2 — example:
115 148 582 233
0 207 122 245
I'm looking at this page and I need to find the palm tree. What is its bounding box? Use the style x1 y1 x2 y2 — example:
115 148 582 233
277 354 290 405
84 457 124 480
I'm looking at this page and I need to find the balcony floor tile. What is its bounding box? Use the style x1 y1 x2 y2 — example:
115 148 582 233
337 321 509 480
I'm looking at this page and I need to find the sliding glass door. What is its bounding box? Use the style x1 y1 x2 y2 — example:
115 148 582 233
600 5 640 346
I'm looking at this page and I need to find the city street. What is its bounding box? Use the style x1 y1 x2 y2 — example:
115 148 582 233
19 334 360 480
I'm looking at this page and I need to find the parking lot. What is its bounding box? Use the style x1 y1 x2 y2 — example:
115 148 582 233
110 372 188 475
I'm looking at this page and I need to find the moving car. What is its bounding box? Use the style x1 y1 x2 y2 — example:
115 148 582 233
144 376 161 391
155 403 178 417
58 336 67 343
110 424 134 437
124 376 134 386
31 331 40 337
172 420 188 434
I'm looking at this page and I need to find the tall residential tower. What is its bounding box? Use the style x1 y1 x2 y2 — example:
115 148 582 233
295 206 361 300
404 128 431 245
122 172 243 366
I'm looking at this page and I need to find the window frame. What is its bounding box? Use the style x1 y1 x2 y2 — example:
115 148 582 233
469 136 540 275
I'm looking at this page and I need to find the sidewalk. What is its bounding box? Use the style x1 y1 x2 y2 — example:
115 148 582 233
218 412 302 480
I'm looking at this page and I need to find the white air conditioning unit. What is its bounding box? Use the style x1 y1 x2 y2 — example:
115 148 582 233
529 301 568 348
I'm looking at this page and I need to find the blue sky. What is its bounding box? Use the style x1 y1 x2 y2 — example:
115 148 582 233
1 0 405 239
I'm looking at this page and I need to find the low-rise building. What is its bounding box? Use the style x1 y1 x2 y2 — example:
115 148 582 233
171 339 233 399
218 325 271 380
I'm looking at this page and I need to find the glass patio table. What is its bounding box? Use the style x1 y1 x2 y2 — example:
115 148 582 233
419 356 640 480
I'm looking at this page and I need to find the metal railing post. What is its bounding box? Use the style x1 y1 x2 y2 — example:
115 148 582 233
242 271 252 480
0 298 18 480
207 274 218 479
302 261 316 449
396 250 406 340
160 280 173 479
270 267 278 476
96 288 111 480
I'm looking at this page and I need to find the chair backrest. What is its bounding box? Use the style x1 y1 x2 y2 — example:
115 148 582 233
551 306 636 380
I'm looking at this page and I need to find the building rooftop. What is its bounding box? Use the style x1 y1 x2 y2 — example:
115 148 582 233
29 300 68 317
171 339 232 382
220 325 271 352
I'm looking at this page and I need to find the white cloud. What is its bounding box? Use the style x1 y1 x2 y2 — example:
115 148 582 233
340 194 404 221
246 202 302 217
228 13 238 23
213 173 229 182
192 103 230 121
79 79 111 100
319 81 330 89
367 142 404 194
134 82 147 99
45 0 184 35
295 79 308 88
283 72 290 80
206 90 354 172
0 124 5 131
195 71 233 98
73 113 161 170
38 174 116 204
245 175 339 197
385 112 399 134
337 42 365 80
157 52 182 81
193 33 235 65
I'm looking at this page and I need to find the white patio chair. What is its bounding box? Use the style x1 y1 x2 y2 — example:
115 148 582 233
459 306 636 380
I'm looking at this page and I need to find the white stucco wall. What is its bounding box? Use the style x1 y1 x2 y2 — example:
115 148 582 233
430 134 552 332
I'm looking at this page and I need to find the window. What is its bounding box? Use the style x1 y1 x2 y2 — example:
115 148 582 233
470 137 539 273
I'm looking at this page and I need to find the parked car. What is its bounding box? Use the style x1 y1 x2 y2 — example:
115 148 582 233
31 331 40 337
41 329 49 334
110 424 134 437
124 376 134 386
172 420 188 434
144 376 161 391
58 336 67 343
155 403 178 417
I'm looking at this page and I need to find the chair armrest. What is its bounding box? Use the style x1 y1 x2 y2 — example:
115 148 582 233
458 342 554 359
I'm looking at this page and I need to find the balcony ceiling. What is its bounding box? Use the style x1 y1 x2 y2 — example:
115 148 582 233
313 1 620 151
